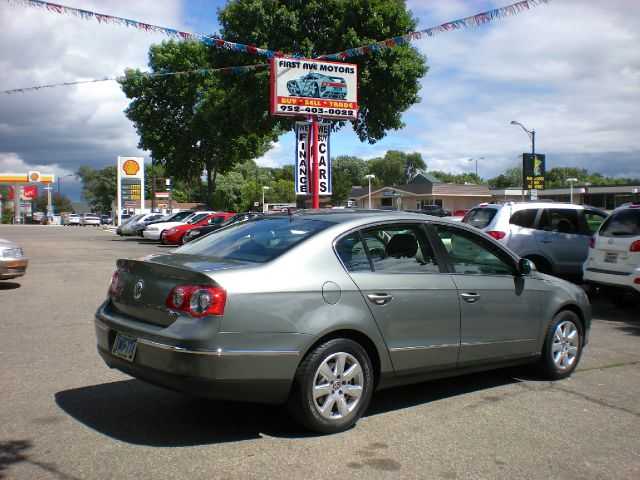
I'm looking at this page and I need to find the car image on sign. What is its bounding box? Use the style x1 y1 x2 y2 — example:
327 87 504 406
286 73 347 99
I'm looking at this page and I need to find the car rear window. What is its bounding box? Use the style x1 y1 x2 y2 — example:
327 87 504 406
462 207 498 229
599 209 640 237
174 217 332 263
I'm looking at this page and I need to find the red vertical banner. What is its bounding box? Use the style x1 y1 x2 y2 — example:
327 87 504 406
312 118 320 209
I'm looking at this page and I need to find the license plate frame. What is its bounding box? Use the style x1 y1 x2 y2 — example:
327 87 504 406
112 332 137 362
604 252 618 264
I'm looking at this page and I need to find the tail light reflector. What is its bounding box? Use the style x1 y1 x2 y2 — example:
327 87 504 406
166 286 226 317
486 231 506 240
630 240 640 252
108 271 122 298
589 236 596 249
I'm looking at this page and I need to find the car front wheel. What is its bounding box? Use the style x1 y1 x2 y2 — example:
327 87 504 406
538 310 583 379
287 338 374 434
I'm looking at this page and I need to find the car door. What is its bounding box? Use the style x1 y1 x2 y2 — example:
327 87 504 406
533 208 588 274
335 223 461 375
430 223 542 366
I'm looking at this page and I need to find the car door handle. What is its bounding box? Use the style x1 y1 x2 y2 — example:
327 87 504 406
367 293 393 305
460 292 481 303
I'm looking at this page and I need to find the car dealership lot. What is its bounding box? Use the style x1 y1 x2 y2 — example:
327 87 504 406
1 225 638 479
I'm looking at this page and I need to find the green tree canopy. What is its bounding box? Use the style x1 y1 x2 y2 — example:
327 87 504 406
76 165 117 213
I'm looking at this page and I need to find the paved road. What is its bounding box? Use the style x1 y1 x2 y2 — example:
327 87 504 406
1 225 638 479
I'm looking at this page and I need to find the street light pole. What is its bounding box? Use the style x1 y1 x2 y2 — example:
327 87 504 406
262 186 269 212
511 121 536 201
57 174 73 197
467 157 484 180
364 174 375 209
567 177 578 203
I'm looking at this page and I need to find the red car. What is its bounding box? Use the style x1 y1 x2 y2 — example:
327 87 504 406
161 213 235 245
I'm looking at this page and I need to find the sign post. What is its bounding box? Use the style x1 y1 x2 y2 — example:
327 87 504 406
271 57 357 208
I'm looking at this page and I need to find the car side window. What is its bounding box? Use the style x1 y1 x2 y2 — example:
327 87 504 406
538 209 580 234
363 225 439 274
509 209 538 228
433 224 514 276
584 209 607 234
335 232 373 272
335 225 440 274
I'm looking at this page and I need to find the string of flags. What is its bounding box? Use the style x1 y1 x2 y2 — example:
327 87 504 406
1 0 550 95
4 0 287 58
319 0 550 60
1 65 269 95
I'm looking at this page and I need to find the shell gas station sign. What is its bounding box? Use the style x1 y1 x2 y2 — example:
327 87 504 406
116 156 144 224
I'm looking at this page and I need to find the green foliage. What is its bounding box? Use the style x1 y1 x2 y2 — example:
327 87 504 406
76 165 117 213
34 193 72 214
218 0 428 143
487 167 522 188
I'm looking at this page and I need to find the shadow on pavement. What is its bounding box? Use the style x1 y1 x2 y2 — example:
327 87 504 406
590 297 640 336
55 370 521 446
0 282 21 290
0 439 77 480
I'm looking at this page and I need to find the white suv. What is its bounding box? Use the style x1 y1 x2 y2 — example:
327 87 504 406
584 204 640 308
462 201 607 279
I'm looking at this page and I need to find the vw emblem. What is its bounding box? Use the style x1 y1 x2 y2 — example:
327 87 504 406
607 238 614 245
133 280 144 300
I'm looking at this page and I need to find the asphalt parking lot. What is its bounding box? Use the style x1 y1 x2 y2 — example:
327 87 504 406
1 225 638 479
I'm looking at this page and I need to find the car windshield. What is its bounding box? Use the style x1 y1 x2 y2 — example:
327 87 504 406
174 217 332 263
462 207 498 229
187 213 210 224
599 209 640 237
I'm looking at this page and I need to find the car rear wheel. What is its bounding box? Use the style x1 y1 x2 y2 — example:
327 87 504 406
538 310 583 379
286 338 373 434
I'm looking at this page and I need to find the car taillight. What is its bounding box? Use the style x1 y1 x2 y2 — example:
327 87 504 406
630 240 640 252
589 236 596 249
108 271 122 298
486 231 506 240
166 286 226 317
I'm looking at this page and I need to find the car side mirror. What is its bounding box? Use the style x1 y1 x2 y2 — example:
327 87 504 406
518 258 534 276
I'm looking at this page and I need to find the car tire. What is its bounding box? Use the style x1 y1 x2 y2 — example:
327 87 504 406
309 83 319 97
537 310 583 380
286 338 374 434
179 234 187 245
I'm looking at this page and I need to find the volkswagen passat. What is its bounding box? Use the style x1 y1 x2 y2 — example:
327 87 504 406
95 210 591 433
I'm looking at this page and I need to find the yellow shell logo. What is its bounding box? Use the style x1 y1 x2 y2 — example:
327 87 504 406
29 172 40 182
122 160 140 176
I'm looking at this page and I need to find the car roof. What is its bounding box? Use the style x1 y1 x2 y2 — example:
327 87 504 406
273 208 457 226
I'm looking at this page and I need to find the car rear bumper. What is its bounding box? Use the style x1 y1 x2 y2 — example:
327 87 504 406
94 310 305 404
584 265 640 295
0 259 28 279
142 230 161 240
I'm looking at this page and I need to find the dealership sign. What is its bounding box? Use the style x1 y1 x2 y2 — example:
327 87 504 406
295 122 331 195
271 58 358 121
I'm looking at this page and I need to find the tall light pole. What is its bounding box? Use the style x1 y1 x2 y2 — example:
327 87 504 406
511 121 536 201
468 157 484 180
365 174 375 209
262 186 269 212
57 174 74 197
567 177 578 203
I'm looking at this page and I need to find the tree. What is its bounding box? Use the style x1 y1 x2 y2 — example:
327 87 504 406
404 152 426 183
119 41 278 208
487 167 522 188
35 193 72 214
76 165 117 213
368 151 405 185
218 0 428 143
330 155 369 204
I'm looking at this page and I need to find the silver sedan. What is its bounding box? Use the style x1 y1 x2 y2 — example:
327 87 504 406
0 237 28 280
95 210 591 433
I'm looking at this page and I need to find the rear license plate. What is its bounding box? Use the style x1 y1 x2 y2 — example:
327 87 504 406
112 332 137 361
604 252 618 264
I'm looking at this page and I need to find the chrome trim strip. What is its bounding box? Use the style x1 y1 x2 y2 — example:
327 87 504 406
136 338 300 357
95 321 109 331
461 338 536 347
390 343 459 352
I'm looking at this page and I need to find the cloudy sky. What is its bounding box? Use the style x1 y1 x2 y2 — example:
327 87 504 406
1 0 639 201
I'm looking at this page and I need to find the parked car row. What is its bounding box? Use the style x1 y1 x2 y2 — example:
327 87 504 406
62 213 102 226
461 201 639 308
